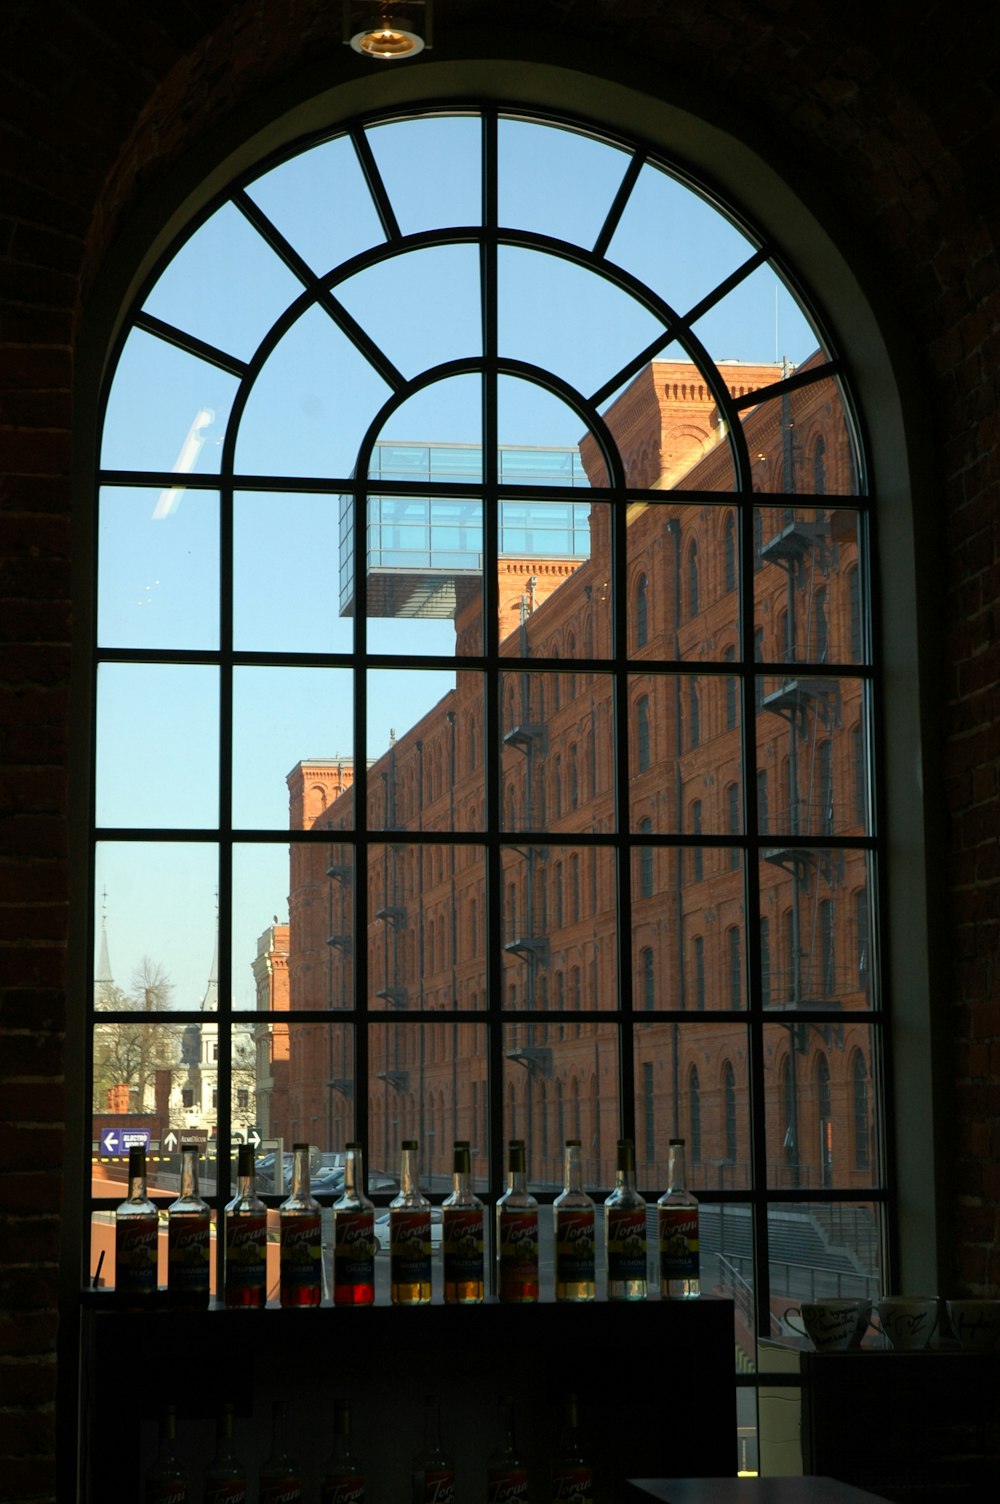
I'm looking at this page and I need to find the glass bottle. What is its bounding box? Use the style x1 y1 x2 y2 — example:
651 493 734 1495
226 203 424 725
657 1136 701 1298
390 1139 432 1305
550 1395 593 1504
333 1142 376 1306
487 1393 529 1504
115 1144 159 1307
603 1137 647 1301
411 1393 455 1504
167 1144 210 1309
144 1404 187 1504
224 1144 268 1309
496 1139 539 1303
258 1399 302 1504
321 1397 365 1504
279 1142 322 1307
442 1139 484 1304
203 1404 247 1504
553 1139 596 1302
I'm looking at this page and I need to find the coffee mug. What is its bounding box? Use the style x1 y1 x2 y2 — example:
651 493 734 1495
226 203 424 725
871 1295 938 1350
784 1297 870 1351
946 1299 1000 1351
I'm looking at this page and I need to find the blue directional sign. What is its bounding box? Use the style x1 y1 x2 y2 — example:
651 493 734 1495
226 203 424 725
98 1127 151 1156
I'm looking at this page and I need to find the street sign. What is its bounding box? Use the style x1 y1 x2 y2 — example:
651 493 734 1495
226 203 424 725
248 1128 262 1148
98 1127 150 1156
163 1128 210 1152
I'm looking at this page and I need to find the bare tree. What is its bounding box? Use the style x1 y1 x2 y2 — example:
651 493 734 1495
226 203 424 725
92 958 178 1112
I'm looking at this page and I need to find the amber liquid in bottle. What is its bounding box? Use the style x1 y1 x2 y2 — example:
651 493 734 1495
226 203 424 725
442 1139 484 1304
554 1140 596 1303
391 1139 433 1305
496 1139 539 1303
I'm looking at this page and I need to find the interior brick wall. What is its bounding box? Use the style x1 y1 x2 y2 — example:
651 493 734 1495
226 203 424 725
1 2 997 1497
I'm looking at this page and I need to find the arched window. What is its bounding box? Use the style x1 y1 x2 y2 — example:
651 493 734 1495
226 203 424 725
689 1065 702 1163
87 99 884 1366
817 1054 833 1187
853 1052 871 1171
640 945 655 1010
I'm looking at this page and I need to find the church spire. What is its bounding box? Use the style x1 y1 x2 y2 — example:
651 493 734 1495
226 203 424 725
94 891 116 1006
200 898 219 1012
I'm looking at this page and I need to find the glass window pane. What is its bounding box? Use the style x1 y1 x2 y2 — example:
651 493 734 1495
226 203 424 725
234 492 353 653
634 1022 751 1189
98 487 219 650
764 1023 881 1193
500 673 616 834
232 844 295 1013
245 133 386 275
235 305 391 479
744 372 863 496
498 117 629 247
368 1021 489 1182
142 201 304 362
366 115 482 235
633 844 746 1011
760 850 875 1011
754 506 868 662
337 245 482 379
691 259 823 370
232 667 353 831
756 678 871 838
769 1200 883 1307
503 1022 618 1190
95 664 218 829
94 842 219 1013
629 673 742 835
501 844 617 1011
101 329 237 473
366 844 488 1010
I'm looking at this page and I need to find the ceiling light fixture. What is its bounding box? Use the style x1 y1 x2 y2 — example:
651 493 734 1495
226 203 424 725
344 1 432 61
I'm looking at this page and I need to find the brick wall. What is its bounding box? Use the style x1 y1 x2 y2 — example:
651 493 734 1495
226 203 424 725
1 2 998 1496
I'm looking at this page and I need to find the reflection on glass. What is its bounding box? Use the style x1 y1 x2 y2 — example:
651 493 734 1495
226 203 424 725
94 843 219 1013
368 1022 489 1186
598 356 740 492
235 305 391 479
500 845 618 1012
759 850 874 1011
245 133 386 275
366 844 488 1010
633 1023 751 1190
755 678 870 837
754 507 867 663
498 117 629 248
142 201 304 362
232 667 353 830
101 329 237 474
234 493 351 653
96 663 218 829
365 667 460 780
99 487 219 651
628 502 740 654
744 372 862 496
503 1022 616 1189
764 1021 880 1195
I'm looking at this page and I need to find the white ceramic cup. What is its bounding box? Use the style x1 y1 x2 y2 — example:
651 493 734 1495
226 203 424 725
784 1297 870 1351
872 1295 939 1350
946 1298 1000 1351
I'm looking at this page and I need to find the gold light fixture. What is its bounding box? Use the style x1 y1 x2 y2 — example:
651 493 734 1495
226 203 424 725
344 1 431 61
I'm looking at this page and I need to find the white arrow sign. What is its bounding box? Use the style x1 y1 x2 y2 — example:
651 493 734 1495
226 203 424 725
164 1131 178 1152
248 1129 261 1148
102 1130 117 1154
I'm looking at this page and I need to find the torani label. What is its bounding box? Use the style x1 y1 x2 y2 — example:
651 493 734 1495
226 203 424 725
658 1205 700 1278
168 1214 210 1293
551 1467 593 1504
488 1468 529 1504
606 1207 647 1282
334 1209 375 1288
321 1473 365 1504
442 1206 484 1283
280 1212 322 1297
115 1215 158 1294
555 1209 596 1284
497 1210 539 1282
390 1208 432 1283
225 1213 267 1294
259 1481 302 1504
414 1467 454 1504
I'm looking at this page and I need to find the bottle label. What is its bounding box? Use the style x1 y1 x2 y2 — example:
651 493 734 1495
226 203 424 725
145 1484 188 1504
555 1208 596 1283
334 1209 375 1290
321 1472 365 1504
497 1209 539 1284
280 1213 322 1296
414 1466 454 1504
204 1483 247 1504
168 1213 210 1293
551 1466 593 1504
225 1212 267 1295
115 1214 158 1293
658 1205 700 1278
606 1206 647 1282
442 1206 484 1283
488 1467 529 1504
390 1208 431 1283
259 1480 302 1504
